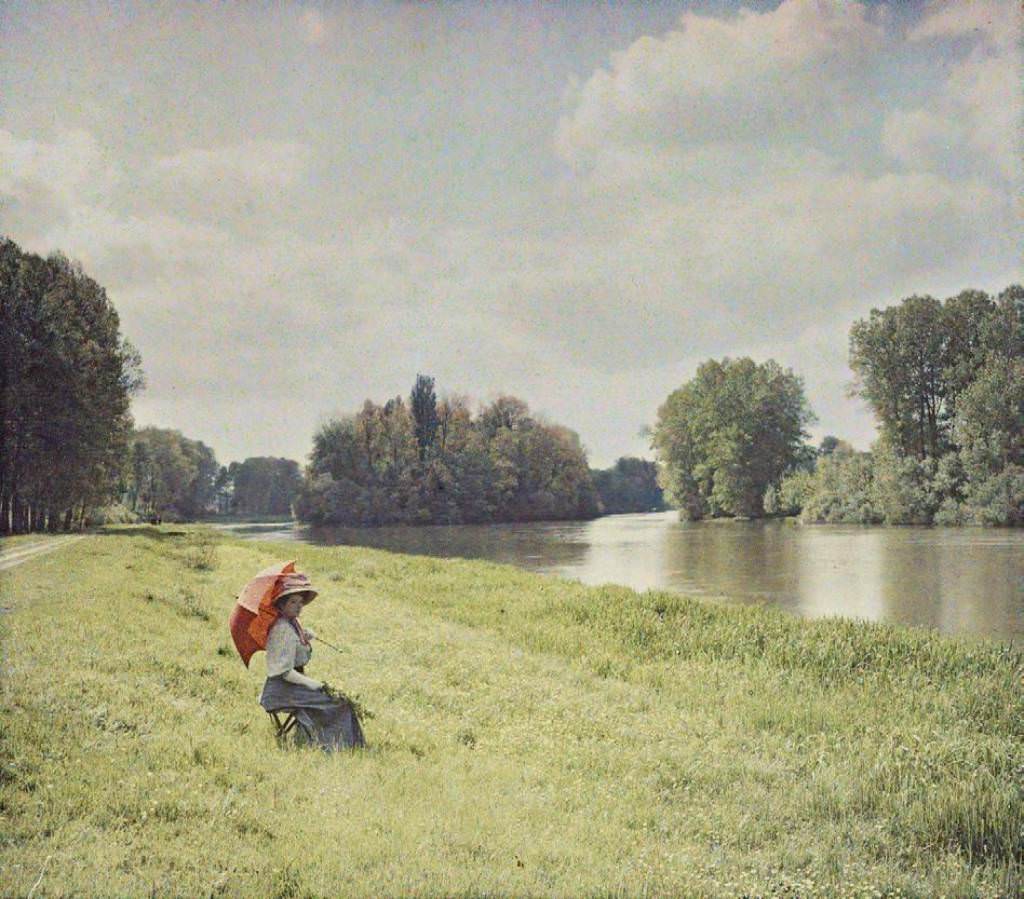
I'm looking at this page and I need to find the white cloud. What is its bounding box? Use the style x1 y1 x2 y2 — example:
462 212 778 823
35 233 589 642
0 129 122 245
132 140 317 231
0 129 120 202
557 0 887 165
542 0 1019 377
945 49 1022 182
888 0 1023 183
882 107 964 170
152 140 312 189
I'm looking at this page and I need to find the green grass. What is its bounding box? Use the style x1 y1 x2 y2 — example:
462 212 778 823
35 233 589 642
0 526 1021 897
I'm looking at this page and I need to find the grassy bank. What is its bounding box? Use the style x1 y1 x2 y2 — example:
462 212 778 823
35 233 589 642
0 527 1020 897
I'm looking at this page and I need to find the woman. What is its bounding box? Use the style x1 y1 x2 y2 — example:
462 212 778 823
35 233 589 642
258 573 365 750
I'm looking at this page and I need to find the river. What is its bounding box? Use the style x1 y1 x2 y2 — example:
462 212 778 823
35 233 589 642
218 512 1024 643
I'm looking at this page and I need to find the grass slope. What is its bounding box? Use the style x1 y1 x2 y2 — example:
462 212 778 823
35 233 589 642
0 527 1020 897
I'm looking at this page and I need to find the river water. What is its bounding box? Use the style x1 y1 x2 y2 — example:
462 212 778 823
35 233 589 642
219 512 1024 643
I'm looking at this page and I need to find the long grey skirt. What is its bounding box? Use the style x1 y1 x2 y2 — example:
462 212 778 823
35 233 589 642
260 676 365 750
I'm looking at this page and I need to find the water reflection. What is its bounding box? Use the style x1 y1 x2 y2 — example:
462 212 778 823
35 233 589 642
874 530 1024 640
795 528 888 624
216 514 1024 642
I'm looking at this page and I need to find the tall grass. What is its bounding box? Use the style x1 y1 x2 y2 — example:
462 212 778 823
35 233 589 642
0 526 1020 897
181 527 219 571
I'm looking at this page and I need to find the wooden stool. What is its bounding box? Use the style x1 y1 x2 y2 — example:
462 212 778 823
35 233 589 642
268 708 312 746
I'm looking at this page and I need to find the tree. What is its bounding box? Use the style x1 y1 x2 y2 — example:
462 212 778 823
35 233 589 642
819 436 860 456
848 291 1009 461
652 358 815 519
952 355 1024 525
796 448 881 524
955 358 1024 473
214 466 232 514
296 387 599 526
849 295 948 460
1 238 142 532
591 457 667 514
227 457 302 516
477 395 532 440
129 428 218 520
983 284 1024 366
844 284 1022 526
436 393 473 454
410 374 439 461
942 289 997 404
869 439 942 525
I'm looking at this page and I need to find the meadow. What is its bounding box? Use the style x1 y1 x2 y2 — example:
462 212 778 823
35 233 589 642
0 527 1020 897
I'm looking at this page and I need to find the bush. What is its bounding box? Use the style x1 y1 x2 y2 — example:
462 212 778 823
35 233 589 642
961 466 1024 526
85 503 140 526
764 438 1024 527
932 497 966 526
869 443 941 525
800 450 882 524
182 530 218 570
765 470 814 516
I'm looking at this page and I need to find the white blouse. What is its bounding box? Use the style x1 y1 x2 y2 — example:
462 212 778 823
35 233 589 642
264 619 314 678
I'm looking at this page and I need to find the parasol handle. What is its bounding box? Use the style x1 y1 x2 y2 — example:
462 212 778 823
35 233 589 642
312 634 346 653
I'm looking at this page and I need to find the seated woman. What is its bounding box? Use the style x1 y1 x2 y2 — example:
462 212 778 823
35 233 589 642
258 574 365 750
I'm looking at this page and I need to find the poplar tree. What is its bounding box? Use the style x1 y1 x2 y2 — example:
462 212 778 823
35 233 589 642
410 374 439 461
0 238 142 533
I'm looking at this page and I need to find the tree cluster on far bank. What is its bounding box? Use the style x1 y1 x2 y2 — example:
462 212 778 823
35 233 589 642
652 358 815 520
0 238 142 533
295 376 599 526
774 286 1024 526
651 286 1023 527
125 433 302 521
126 428 219 522
590 457 668 514
220 456 302 517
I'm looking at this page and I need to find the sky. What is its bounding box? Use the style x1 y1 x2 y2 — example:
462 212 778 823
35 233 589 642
2 0 1020 468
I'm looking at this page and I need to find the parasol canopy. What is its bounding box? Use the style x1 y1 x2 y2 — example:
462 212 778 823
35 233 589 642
228 561 317 667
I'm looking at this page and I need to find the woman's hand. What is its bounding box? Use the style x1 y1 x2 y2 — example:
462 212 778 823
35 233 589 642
282 668 322 690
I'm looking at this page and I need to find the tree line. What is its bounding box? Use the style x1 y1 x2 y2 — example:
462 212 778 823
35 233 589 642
652 285 1023 526
777 286 1023 526
0 238 142 533
221 457 302 517
12 234 1013 531
0 234 643 531
0 233 307 533
127 430 301 521
117 397 653 527
294 375 601 526
126 428 219 521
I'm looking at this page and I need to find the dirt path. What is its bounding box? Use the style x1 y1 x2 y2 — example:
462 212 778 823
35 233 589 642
0 535 86 572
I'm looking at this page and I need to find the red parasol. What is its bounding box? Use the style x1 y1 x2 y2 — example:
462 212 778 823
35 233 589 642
228 561 316 667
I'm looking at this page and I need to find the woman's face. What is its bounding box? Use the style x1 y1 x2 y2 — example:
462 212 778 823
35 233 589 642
279 594 305 619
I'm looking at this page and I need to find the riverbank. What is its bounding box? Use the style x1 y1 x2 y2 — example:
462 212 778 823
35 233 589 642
1 526 1020 896
199 513 296 524
217 513 1024 644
